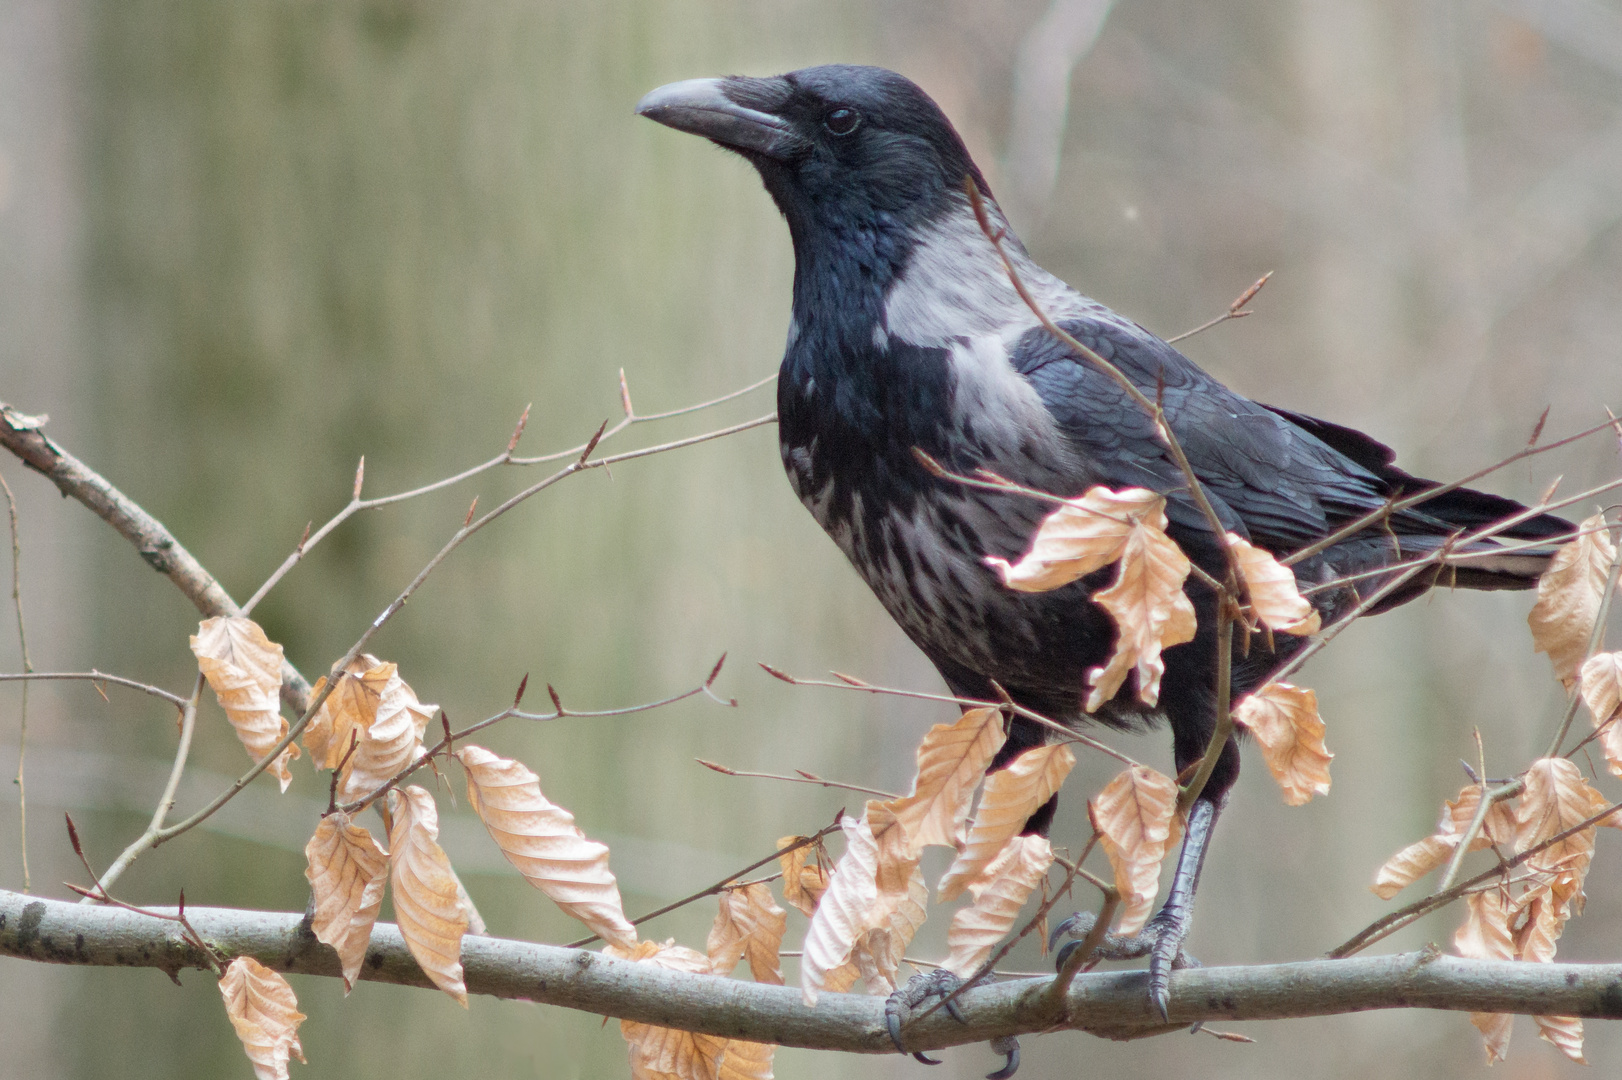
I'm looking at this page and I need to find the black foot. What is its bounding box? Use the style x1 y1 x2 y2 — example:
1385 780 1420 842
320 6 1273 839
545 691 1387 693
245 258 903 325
884 969 965 1064
1049 910 1200 1020
986 1035 1020 1080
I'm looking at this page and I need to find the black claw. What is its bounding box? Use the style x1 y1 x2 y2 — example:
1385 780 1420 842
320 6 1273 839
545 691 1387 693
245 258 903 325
1047 911 1088 952
944 996 967 1024
986 1036 1020 1080
887 1008 906 1055
1053 938 1081 973
912 1052 943 1065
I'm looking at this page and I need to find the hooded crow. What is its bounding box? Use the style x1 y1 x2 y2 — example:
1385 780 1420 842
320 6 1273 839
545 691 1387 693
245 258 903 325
637 64 1572 1024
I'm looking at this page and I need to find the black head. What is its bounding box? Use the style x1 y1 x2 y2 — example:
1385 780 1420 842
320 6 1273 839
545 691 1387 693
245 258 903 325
637 65 989 240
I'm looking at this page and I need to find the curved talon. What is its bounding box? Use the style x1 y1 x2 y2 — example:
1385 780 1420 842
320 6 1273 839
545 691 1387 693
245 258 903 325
986 1036 1020 1080
887 1007 906 1056
1047 911 1091 952
1053 938 1083 973
944 995 967 1024
912 1052 943 1066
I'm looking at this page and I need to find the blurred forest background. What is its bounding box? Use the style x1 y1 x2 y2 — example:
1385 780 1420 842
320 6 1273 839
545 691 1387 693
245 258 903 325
2 0 1620 1076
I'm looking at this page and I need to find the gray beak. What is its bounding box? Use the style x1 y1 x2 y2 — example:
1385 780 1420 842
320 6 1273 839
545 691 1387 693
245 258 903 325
636 77 808 161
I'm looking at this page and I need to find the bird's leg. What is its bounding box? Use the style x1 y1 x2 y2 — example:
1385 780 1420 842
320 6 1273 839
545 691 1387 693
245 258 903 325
1144 794 1219 1017
1049 796 1217 1018
884 968 966 1064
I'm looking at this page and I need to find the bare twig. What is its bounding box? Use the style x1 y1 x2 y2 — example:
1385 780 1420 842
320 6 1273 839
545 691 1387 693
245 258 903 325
696 759 897 799
565 826 842 949
1165 271 1273 344
1435 778 1524 894
0 469 33 890
1329 795 1622 958
760 664 1141 768
0 670 190 708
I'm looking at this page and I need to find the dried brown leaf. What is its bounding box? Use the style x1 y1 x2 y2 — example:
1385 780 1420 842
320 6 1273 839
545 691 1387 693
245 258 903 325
1086 514 1196 710
942 834 1054 977
386 785 468 1005
708 882 788 986
1535 1014 1586 1065
1090 765 1179 935
1233 682 1332 806
850 801 928 992
938 743 1074 903
1528 514 1619 689
616 940 775 1080
882 707 1007 855
1225 533 1322 635
191 616 298 791
456 745 636 950
777 837 829 918
303 655 393 770
338 665 435 804
1372 835 1457 900
984 486 1165 592
1580 651 1622 777
303 811 388 992
800 815 879 1005
219 956 307 1080
1515 758 1609 882
1472 1009 1514 1066
1456 886 1516 962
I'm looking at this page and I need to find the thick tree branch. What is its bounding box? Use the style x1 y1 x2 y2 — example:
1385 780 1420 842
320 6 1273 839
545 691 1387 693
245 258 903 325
3 889 1620 1051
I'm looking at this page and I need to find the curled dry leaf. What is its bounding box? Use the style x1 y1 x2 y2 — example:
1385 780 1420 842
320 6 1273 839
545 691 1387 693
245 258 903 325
1579 651 1622 776
1233 682 1331 806
708 882 788 986
614 939 777 1080
303 655 393 769
386 785 468 1006
1225 533 1322 635
1372 783 1517 899
338 664 435 805
1086 512 1196 711
1516 758 1611 882
985 486 1166 592
304 811 389 992
219 956 307 1080
850 801 927 993
942 834 1054 978
777 836 830 918
882 706 1007 856
800 814 879 1005
1535 1014 1587 1065
938 743 1074 903
1090 765 1178 935
1528 514 1619 689
456 745 637 950
191 616 298 791
1455 887 1516 1063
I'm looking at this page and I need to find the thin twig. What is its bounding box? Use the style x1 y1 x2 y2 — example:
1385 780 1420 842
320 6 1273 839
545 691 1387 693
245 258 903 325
696 759 897 799
760 664 1141 768
1435 779 1523 894
1329 794 1622 958
0 670 190 708
1180 602 1235 811
0 470 32 890
85 671 206 901
565 826 842 949
1164 271 1272 345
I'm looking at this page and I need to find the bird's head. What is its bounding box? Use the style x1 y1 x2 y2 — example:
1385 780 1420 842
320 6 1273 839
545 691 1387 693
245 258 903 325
636 65 990 246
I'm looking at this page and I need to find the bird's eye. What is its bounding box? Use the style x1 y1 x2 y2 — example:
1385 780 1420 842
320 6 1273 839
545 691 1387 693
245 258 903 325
823 107 861 136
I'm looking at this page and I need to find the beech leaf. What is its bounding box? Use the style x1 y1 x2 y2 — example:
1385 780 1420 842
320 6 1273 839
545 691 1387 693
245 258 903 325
882 707 1007 855
942 834 1054 977
1535 1014 1587 1065
1373 783 1517 899
456 744 637 950
938 743 1074 903
303 811 389 992
1528 514 1619 689
985 486 1166 592
1225 533 1322 635
1455 888 1516 1063
1089 765 1179 935
800 815 879 1005
1233 682 1332 805
386 785 468 1005
1086 512 1196 710
708 882 788 986
219 956 307 1080
615 940 776 1080
338 664 435 805
190 616 298 791
303 656 393 770
1372 834 1456 900
776 836 830 918
1579 651 1622 777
